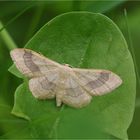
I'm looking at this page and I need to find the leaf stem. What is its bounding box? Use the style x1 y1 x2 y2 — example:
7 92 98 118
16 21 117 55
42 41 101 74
124 9 140 87
135 98 140 108
0 21 18 50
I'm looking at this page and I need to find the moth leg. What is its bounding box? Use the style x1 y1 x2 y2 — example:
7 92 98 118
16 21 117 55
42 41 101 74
56 89 66 107
56 94 62 107
56 98 62 107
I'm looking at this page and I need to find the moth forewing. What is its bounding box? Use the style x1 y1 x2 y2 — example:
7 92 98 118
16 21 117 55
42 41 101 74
72 68 122 96
10 48 61 78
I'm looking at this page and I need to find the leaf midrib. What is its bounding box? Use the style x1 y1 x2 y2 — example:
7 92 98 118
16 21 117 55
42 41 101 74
47 35 94 139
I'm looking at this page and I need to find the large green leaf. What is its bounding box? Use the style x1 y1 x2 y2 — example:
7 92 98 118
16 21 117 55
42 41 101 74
9 12 136 139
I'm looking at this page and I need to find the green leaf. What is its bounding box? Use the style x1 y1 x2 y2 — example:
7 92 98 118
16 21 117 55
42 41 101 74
0 104 32 139
8 64 23 78
9 12 136 139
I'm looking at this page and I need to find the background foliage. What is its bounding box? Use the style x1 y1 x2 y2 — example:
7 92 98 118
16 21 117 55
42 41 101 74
0 1 139 139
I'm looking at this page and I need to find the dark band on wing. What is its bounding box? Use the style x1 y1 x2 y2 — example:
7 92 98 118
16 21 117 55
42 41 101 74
87 72 110 89
65 87 84 97
23 50 40 72
39 77 56 90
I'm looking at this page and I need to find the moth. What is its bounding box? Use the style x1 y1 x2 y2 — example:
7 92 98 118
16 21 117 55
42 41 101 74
10 48 122 108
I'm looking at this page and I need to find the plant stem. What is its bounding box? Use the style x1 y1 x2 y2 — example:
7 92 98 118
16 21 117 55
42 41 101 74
0 21 18 50
0 3 33 32
124 9 140 88
135 98 140 108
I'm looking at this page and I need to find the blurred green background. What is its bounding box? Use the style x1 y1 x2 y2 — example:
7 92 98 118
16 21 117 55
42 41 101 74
0 1 139 139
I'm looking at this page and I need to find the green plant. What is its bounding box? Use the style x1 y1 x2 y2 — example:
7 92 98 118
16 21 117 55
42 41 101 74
8 12 136 139
0 1 139 139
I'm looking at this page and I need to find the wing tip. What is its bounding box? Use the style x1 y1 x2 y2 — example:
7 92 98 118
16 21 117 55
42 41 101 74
111 72 123 87
10 49 17 62
10 48 30 62
10 48 30 56
10 48 22 60
89 72 123 96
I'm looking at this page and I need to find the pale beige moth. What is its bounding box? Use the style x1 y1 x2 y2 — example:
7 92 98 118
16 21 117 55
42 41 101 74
10 48 122 108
